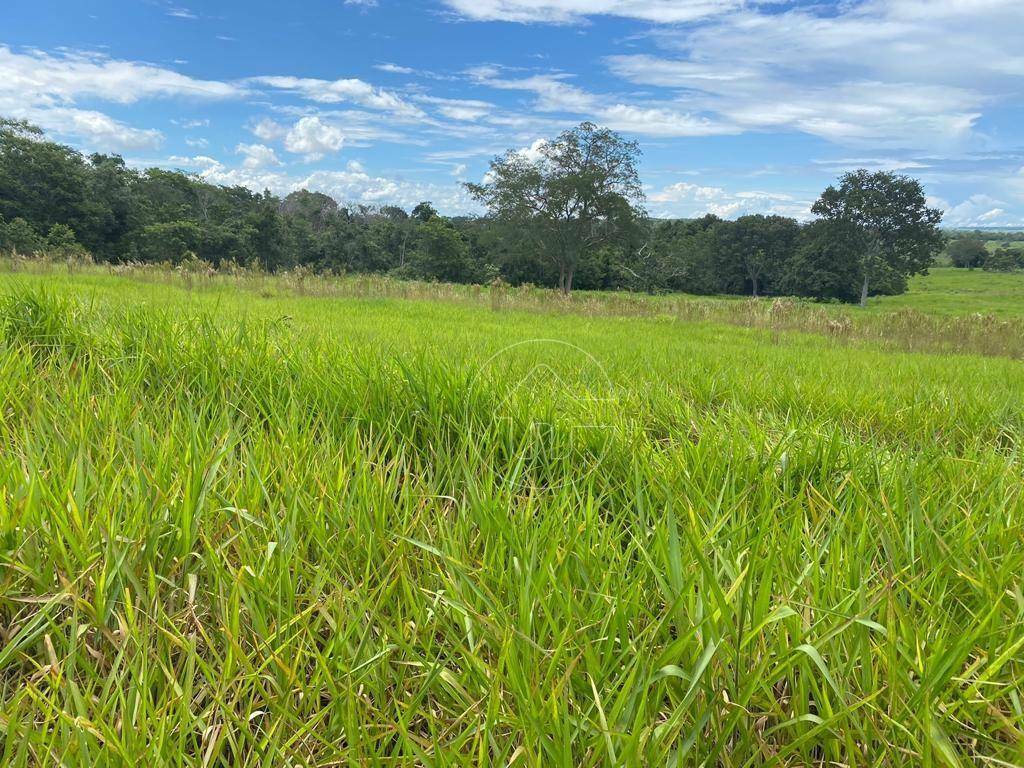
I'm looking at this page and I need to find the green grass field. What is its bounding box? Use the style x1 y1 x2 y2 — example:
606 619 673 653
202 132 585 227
877 267 1024 317
0 264 1022 766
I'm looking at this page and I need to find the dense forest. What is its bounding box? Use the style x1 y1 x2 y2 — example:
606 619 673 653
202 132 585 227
0 118 958 302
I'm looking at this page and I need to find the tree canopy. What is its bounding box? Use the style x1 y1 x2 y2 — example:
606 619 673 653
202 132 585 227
812 170 944 306
466 122 645 294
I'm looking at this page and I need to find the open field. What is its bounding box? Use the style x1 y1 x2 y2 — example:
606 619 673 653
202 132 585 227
4 259 1024 358
881 267 1024 317
0 264 1022 765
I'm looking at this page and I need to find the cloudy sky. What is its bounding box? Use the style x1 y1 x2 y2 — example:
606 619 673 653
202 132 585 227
4 0 1024 225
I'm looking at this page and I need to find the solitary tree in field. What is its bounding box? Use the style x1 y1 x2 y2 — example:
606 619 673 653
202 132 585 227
812 170 944 307
466 122 645 295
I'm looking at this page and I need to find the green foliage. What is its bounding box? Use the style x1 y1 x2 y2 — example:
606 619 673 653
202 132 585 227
412 200 439 222
411 217 472 282
44 223 87 258
983 246 1024 272
778 219 864 301
132 220 203 263
947 237 988 268
713 214 802 296
467 122 645 294
812 170 945 305
0 216 42 254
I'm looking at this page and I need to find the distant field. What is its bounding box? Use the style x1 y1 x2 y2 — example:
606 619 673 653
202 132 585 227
875 266 1024 316
0 263 1022 766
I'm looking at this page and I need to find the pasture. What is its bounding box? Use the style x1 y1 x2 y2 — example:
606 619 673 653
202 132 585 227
0 263 1022 766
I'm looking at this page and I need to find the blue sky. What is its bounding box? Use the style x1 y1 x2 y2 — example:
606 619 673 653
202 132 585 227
3 0 1024 225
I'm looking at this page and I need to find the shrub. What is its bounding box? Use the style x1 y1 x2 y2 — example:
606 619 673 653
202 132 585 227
0 216 42 255
45 223 88 259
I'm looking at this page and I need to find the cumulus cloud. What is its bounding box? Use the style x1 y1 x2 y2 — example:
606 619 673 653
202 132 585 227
515 138 548 163
236 142 282 169
297 168 477 210
932 194 1022 228
162 154 479 213
649 181 812 220
251 117 288 142
30 107 164 151
283 117 346 160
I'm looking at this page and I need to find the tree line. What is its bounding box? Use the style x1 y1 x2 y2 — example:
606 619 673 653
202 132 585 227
1 118 947 304
946 236 1024 272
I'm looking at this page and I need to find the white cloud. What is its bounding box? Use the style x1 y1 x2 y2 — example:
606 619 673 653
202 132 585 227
515 138 548 163
468 69 596 112
607 57 984 148
442 0 749 24
933 194 1023 228
417 96 496 121
297 168 477 210
251 76 425 118
649 181 812 220
283 116 345 160
251 117 288 141
31 107 164 151
0 46 241 105
599 104 734 138
162 156 478 213
0 46 242 152
375 63 414 74
236 142 282 169
468 67 733 137
605 0 1024 149
812 158 931 173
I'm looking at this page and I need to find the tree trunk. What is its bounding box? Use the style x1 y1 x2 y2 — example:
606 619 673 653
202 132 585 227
564 266 574 296
558 264 566 294
751 276 759 298
859 273 869 308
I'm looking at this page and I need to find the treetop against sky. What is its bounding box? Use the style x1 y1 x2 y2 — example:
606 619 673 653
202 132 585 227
2 0 1023 225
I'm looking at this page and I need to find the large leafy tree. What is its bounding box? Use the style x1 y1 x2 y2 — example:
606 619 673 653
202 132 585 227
812 170 944 307
466 122 645 295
